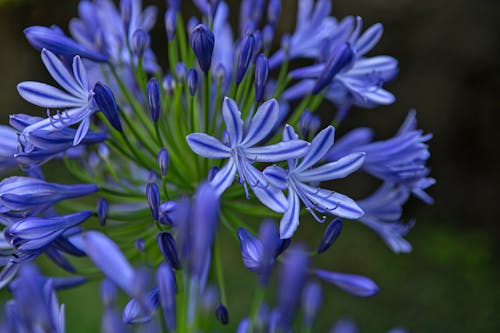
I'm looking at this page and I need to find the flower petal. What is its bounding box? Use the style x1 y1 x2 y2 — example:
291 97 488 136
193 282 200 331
17 81 85 108
241 99 279 147
301 184 364 219
41 49 82 96
237 228 263 271
298 152 365 182
245 140 309 163
252 184 288 213
263 166 288 190
222 97 243 146
186 133 230 159
73 116 90 145
314 269 379 297
279 191 300 238
210 159 237 196
297 126 335 172
72 55 88 90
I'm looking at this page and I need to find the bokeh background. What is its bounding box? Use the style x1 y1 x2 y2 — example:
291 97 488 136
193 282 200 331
1 0 499 332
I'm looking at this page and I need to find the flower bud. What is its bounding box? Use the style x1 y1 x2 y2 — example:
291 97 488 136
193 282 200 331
189 24 215 73
146 182 160 221
175 62 187 80
158 201 177 226
134 238 145 252
100 278 117 307
267 0 281 27
132 29 150 58
317 218 343 254
157 232 181 270
215 303 229 325
186 68 198 96
97 197 109 226
164 9 177 41
147 78 161 122
157 263 177 331
302 282 322 328
162 74 176 95
236 34 255 84
254 54 269 102
158 148 169 177
93 82 122 132
312 42 354 94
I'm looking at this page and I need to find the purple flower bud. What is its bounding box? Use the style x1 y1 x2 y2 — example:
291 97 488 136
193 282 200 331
147 78 161 122
164 9 177 41
186 68 198 96
158 201 177 226
122 287 159 324
93 82 122 132
146 182 160 221
268 0 281 26
314 270 379 297
175 62 187 80
317 218 343 254
157 232 181 270
312 42 354 94
236 317 251 333
97 197 109 226
216 303 229 325
258 221 280 286
237 227 262 272
100 279 117 307
162 74 176 95
236 34 255 84
157 263 177 331
189 24 215 73
135 238 145 252
132 29 150 58
262 25 274 52
302 282 322 328
254 54 269 102
157 148 169 177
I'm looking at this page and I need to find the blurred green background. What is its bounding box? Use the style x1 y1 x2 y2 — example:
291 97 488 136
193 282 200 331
1 0 499 332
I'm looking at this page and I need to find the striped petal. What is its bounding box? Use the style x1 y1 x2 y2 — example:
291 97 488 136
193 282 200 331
314 270 379 297
279 190 300 238
301 184 364 219
41 49 83 96
241 99 279 147
210 159 237 196
73 116 90 145
297 126 335 172
354 23 383 56
263 166 288 190
222 97 244 146
244 140 309 162
253 184 288 214
72 55 88 90
17 81 85 108
186 133 230 159
298 152 365 182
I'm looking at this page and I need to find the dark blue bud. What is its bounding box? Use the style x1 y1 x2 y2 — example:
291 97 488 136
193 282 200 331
262 25 274 52
236 34 255 84
186 68 198 96
275 238 291 258
175 62 187 80
100 278 117 307
302 282 322 328
158 201 177 226
254 54 269 102
93 82 122 132
267 0 281 27
158 148 169 177
147 78 161 122
146 182 160 221
135 238 145 252
189 24 215 73
97 197 109 226
208 166 219 182
132 29 150 58
157 232 181 270
165 9 177 41
317 218 343 254
312 42 354 94
216 303 229 325
162 74 176 95
157 263 177 331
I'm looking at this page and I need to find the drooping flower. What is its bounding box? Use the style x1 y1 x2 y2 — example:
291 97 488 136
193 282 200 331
263 125 365 238
187 97 309 200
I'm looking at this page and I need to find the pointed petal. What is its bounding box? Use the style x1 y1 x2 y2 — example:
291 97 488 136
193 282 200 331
283 124 299 141
355 23 383 56
72 55 88 90
241 99 279 147
73 116 90 145
245 140 309 163
17 81 85 108
314 269 379 297
301 184 364 219
298 152 365 182
222 97 244 146
237 228 263 271
297 126 335 172
263 166 288 190
210 159 237 196
252 184 288 213
41 49 82 96
186 133 230 159
23 106 90 135
280 191 300 238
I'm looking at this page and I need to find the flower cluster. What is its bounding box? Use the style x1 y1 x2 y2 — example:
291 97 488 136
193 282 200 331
0 0 433 332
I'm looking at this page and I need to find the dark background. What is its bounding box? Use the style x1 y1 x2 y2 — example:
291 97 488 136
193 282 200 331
0 0 499 331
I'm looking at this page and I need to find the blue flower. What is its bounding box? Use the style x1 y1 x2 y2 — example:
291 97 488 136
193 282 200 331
187 97 309 199
327 111 435 204
0 126 18 174
0 176 97 213
314 269 379 297
17 49 96 145
264 125 365 238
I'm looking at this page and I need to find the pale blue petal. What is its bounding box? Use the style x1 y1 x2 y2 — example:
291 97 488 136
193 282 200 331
354 23 383 56
17 82 85 108
186 133 231 159
72 55 88 90
222 97 244 146
241 99 279 147
23 106 90 135
314 269 379 297
210 159 237 196
297 152 365 182
279 190 300 238
301 184 364 219
263 166 288 190
296 126 335 172
252 184 288 214
73 116 90 145
41 49 82 96
244 140 309 162
282 124 299 141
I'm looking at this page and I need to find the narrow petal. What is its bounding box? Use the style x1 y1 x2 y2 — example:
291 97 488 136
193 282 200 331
210 159 237 196
17 82 85 108
245 140 309 163
72 55 88 90
241 99 279 147
186 133 230 159
41 49 82 96
263 166 288 190
237 228 263 271
283 124 299 141
314 269 379 297
252 184 288 213
296 126 335 172
73 116 90 145
279 191 300 238
301 184 364 219
298 152 365 182
354 23 383 56
222 97 244 146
